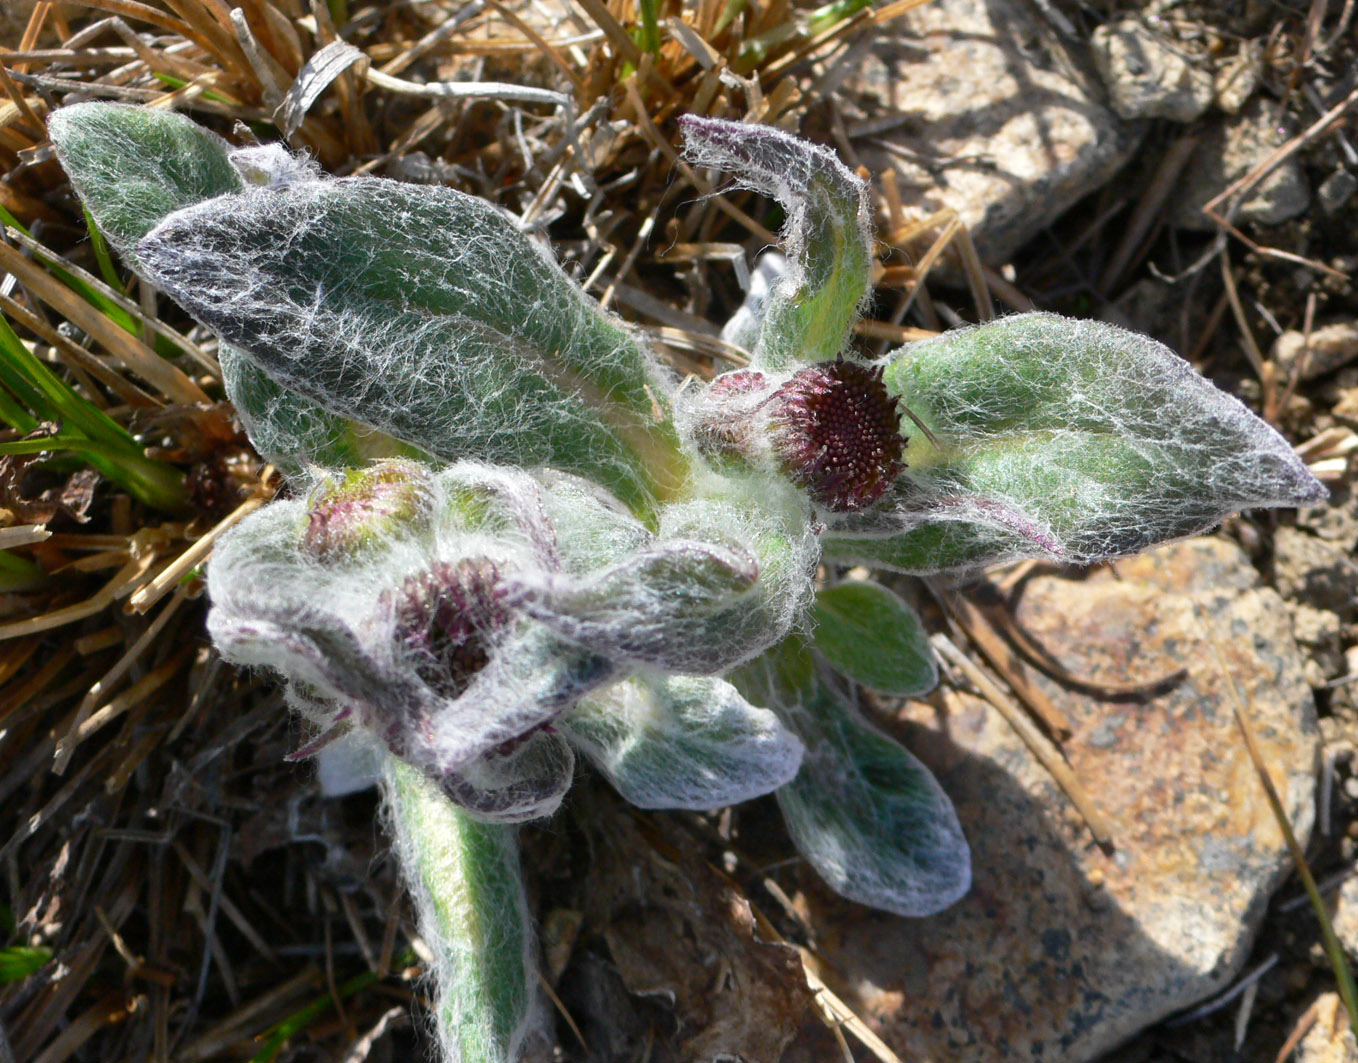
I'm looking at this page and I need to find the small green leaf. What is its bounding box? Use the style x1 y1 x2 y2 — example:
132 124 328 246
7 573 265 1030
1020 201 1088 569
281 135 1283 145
761 645 969 917
810 581 936 696
0 945 52 984
562 672 803 809
681 117 871 370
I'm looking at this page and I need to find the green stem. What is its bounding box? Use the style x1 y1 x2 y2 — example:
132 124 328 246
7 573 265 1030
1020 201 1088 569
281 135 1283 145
382 754 539 1063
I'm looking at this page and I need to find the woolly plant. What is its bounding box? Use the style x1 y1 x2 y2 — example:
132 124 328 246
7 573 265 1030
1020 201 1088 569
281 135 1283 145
48 103 1326 1062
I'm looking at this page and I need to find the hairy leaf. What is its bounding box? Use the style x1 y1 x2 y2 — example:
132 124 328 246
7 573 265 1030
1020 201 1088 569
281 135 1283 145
563 673 803 809
827 313 1327 575
681 117 870 370
137 178 688 516
47 103 366 471
810 581 936 696
775 666 970 917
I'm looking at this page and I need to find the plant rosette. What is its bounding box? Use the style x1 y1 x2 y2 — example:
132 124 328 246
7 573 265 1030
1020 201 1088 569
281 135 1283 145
48 102 1326 1063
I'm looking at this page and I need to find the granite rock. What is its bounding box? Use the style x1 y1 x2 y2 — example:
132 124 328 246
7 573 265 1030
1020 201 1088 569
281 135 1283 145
1212 43 1262 116
1273 526 1358 615
1296 993 1358 1063
796 538 1318 1063
1318 169 1358 215
1171 97 1312 231
1092 19 1214 122
842 0 1140 265
1331 874 1358 965
1273 322 1358 383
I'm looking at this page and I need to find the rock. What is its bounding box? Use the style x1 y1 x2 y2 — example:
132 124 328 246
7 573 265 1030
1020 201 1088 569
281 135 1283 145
1290 602 1343 687
1171 97 1311 231
1273 526 1358 615
842 0 1140 265
1318 169 1358 215
1092 19 1214 122
1333 379 1358 428
1213 43 1261 115
1296 483 1358 553
1273 322 1358 383
1332 875 1358 963
797 538 1318 1063
1296 993 1358 1063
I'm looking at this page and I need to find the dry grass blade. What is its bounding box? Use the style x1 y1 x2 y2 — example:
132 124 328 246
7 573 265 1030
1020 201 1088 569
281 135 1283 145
0 240 208 404
746 903 904 1063
938 586 1073 738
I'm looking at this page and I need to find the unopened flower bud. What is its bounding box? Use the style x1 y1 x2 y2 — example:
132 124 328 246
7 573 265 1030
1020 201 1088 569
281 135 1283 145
393 559 512 700
688 369 771 463
771 359 905 511
302 460 435 559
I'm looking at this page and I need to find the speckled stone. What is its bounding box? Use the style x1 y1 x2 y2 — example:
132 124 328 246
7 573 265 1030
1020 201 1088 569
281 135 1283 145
1170 97 1312 231
1329 874 1358 964
841 0 1140 265
1091 19 1214 122
797 538 1318 1063
1297 994 1358 1063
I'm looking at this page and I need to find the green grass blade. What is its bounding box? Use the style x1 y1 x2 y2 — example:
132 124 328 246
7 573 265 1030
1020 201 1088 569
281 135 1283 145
637 0 661 53
0 945 52 984
248 968 380 1063
0 551 48 592
83 206 125 293
0 315 187 511
0 312 137 446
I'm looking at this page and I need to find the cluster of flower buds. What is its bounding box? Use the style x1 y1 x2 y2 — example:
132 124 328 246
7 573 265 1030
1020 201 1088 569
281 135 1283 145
207 459 811 823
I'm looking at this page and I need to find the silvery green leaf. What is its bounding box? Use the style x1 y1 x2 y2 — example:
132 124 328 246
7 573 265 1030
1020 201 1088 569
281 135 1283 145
810 581 936 696
512 538 758 672
46 103 375 471
561 673 803 810
47 103 243 263
514 476 817 674
440 729 575 823
136 177 688 517
827 313 1327 575
772 660 970 917
681 117 871 370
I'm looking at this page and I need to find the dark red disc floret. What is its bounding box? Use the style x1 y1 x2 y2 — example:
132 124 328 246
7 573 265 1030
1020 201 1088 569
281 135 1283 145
771 358 906 511
392 558 511 699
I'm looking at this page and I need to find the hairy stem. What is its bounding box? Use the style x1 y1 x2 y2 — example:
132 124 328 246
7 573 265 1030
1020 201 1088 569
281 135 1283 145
382 754 539 1063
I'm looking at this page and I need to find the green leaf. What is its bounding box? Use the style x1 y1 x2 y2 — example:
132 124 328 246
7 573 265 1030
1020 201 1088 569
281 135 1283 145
0 945 52 984
47 103 365 471
47 103 244 263
680 117 871 370
562 672 803 809
828 312 1327 575
810 581 936 696
751 642 969 917
136 177 690 518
